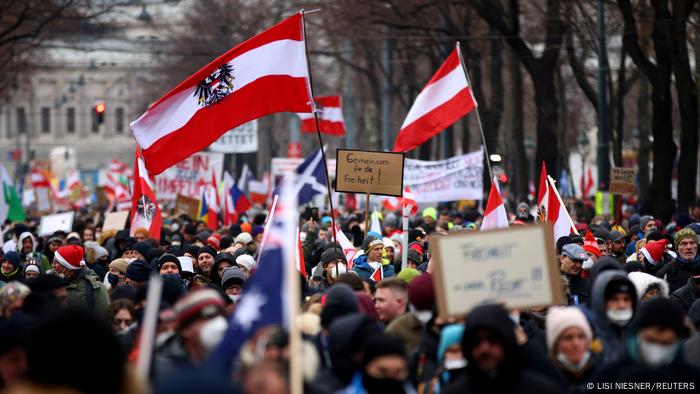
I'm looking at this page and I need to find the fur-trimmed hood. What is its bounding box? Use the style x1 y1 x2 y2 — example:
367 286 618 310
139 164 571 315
628 271 669 299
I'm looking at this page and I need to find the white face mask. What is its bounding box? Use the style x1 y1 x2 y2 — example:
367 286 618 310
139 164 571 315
556 351 591 372
639 339 677 367
414 310 432 324
606 308 633 326
329 263 347 279
198 316 228 354
229 294 241 303
103 275 112 290
444 358 467 370
582 258 594 270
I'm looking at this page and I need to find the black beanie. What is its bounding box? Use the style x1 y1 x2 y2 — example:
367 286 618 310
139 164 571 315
184 245 200 257
320 284 359 328
126 260 152 282
634 298 686 337
361 334 405 367
604 278 637 301
131 241 153 258
157 253 182 273
197 246 217 259
147 248 165 265
219 236 234 250
321 248 347 267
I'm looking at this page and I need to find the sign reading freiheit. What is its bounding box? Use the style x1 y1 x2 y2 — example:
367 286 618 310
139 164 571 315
335 149 404 197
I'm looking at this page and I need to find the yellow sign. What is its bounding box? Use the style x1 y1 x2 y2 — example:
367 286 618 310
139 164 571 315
335 149 404 197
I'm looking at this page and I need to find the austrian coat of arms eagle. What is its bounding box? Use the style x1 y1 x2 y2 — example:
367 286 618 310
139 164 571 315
194 64 235 107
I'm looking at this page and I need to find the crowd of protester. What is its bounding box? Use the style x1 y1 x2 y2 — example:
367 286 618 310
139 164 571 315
0 199 699 393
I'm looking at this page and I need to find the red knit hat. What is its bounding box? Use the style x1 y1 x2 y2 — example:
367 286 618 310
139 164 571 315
408 273 435 311
583 229 601 257
641 239 667 264
54 244 85 270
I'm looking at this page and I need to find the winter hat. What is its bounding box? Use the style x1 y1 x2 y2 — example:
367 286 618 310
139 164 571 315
382 237 394 250
108 259 129 275
408 273 434 311
24 264 40 275
146 248 165 264
321 248 347 268
384 214 399 228
437 324 465 364
91 245 109 260
546 306 593 352
392 268 416 283
131 241 153 258
235 254 256 272
157 254 182 273
54 245 85 271
0 282 31 310
2 251 21 270
195 231 211 243
674 228 698 249
610 230 626 242
174 288 225 329
422 207 437 221
126 260 152 282
604 278 637 301
66 232 81 242
221 267 246 289
633 298 685 337
234 232 254 245
593 228 612 242
111 285 136 302
320 283 359 328
364 239 384 254
206 235 221 250
215 252 237 266
196 246 217 259
622 261 644 273
362 334 405 367
628 271 669 299
583 229 601 257
409 229 426 243
640 239 667 264
240 222 253 234
407 249 422 266
639 215 654 232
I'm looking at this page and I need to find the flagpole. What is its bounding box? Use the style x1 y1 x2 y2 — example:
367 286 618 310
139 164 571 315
455 42 494 183
547 175 580 235
301 9 340 260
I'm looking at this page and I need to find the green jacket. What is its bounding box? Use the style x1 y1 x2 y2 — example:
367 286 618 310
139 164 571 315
66 269 110 314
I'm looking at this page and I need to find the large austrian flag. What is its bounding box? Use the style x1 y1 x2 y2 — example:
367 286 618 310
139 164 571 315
393 46 476 152
297 96 346 136
131 13 313 174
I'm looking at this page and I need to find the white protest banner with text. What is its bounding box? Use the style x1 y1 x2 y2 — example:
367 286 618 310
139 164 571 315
209 121 258 153
404 149 483 202
155 152 224 201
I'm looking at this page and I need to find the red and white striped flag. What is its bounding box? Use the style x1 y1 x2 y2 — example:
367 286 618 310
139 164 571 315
297 95 346 136
131 13 313 175
130 148 162 239
547 176 578 242
481 180 509 231
370 266 383 282
537 162 549 221
382 186 417 215
333 224 358 268
393 45 476 152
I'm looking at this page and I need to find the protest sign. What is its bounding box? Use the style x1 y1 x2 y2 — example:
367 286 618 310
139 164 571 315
34 188 52 213
39 212 75 236
431 223 563 318
403 149 483 202
174 194 200 220
609 167 637 195
102 211 130 233
335 149 404 197
155 152 224 201
209 121 258 153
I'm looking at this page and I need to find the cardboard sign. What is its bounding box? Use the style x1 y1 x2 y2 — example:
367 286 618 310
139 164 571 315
335 149 404 197
404 149 483 202
38 212 75 236
174 194 200 220
34 188 52 213
209 120 258 153
609 167 637 195
155 152 224 201
431 224 563 318
102 211 130 233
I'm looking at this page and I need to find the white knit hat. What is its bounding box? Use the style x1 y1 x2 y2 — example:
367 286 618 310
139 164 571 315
545 306 592 352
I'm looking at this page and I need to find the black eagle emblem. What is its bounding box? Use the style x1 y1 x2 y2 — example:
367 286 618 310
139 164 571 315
194 64 235 107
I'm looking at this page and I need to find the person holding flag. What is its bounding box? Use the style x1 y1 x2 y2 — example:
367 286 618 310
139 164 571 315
352 238 395 281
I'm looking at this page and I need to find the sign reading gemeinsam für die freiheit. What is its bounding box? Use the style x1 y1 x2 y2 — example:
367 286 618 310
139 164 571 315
335 149 404 197
431 223 564 318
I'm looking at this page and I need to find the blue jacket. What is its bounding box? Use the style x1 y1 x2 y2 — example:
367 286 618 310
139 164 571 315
352 255 395 281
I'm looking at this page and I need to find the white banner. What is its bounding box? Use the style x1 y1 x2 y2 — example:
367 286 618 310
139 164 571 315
155 152 224 201
270 157 336 186
209 120 258 153
404 149 483 202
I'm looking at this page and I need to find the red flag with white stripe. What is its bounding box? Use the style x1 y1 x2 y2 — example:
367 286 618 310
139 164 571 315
297 95 346 136
537 162 549 220
333 224 358 268
131 13 314 175
393 45 476 152
547 176 577 242
382 186 417 215
481 180 509 231
130 148 162 239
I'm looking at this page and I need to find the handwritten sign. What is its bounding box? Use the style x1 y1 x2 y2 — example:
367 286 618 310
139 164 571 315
155 152 224 201
335 149 404 197
431 223 563 318
609 167 637 195
404 149 483 202
102 211 130 233
174 194 200 220
39 212 75 236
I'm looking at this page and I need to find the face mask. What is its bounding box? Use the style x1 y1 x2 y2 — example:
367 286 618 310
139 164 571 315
414 310 432 324
582 258 594 270
509 310 520 325
229 294 241 303
639 339 677 367
329 263 347 279
361 375 406 394
199 316 228 354
162 273 181 282
444 358 467 370
107 272 120 286
606 308 633 326
556 351 591 372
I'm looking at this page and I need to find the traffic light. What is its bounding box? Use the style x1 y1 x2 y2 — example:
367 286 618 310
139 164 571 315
94 102 105 125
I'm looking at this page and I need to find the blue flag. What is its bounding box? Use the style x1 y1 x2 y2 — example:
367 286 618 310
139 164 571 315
274 148 327 205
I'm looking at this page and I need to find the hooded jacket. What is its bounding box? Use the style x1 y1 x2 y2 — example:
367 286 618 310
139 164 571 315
628 271 669 300
17 232 50 272
443 304 561 394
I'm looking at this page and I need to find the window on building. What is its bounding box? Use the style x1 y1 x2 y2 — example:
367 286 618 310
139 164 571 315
115 107 124 133
91 108 99 133
66 107 75 134
41 107 50 134
16 107 26 134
